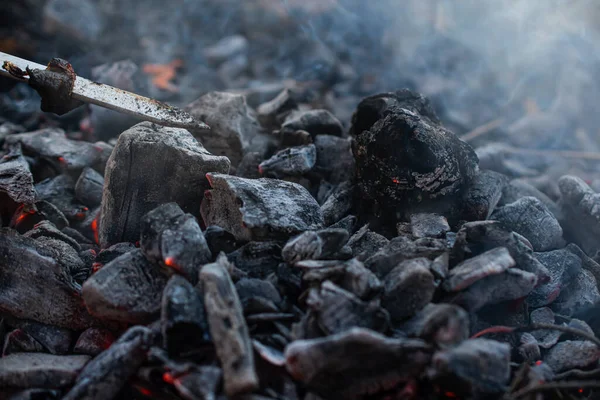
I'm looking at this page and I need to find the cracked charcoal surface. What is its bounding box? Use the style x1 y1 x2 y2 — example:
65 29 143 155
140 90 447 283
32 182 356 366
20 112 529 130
460 169 507 221
282 228 349 262
410 212 450 238
0 353 91 389
99 121 230 247
258 144 316 177
443 247 515 292
75 167 104 208
313 135 355 183
0 143 36 205
528 249 582 308
280 109 343 137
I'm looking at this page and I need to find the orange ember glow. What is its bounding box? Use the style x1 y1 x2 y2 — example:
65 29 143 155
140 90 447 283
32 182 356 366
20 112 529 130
58 156 66 164
392 177 400 184
470 325 515 339
535 360 542 366
92 262 103 274
164 257 176 267
163 372 175 384
91 217 99 244
142 59 183 93
258 165 264 175
139 387 153 396
444 392 457 398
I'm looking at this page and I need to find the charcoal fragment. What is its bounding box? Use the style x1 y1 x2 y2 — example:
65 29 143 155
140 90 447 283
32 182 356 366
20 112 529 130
307 281 389 334
551 268 600 316
500 178 562 219
35 174 88 222
313 135 355 183
257 88 298 128
432 339 510 393
460 170 507 221
73 328 115 356
544 340 600 372
75 167 104 208
172 366 223 400
204 225 239 255
282 228 348 262
529 307 560 349
82 248 168 323
200 254 259 396
382 258 435 320
0 353 90 389
0 143 35 204
201 173 323 241
186 91 264 165
284 328 432 399
410 213 450 238
329 214 357 235
518 333 541 363
491 196 564 251
399 303 469 348
443 247 515 292
161 275 209 355
235 278 282 309
280 109 343 138
63 326 154 400
320 181 353 226
227 241 282 278
141 203 212 284
5 318 72 355
528 249 582 308
3 329 45 355
99 122 230 247
24 220 80 252
346 224 389 260
259 144 316 177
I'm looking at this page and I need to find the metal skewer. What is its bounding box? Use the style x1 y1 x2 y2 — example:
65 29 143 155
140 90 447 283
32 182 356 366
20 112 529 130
0 51 210 131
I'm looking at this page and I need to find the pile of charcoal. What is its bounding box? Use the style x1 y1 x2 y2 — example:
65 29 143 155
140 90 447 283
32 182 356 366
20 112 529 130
2 85 600 400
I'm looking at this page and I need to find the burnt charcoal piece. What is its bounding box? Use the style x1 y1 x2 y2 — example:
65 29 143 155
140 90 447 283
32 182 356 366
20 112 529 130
3 329 45 355
399 303 469 349
35 175 88 222
0 229 96 329
95 242 136 265
365 236 447 278
280 109 343 138
552 269 600 316
201 173 323 241
63 326 154 400
82 249 168 323
351 90 478 225
235 278 282 309
257 88 298 128
346 224 389 260
432 339 510 393
558 175 600 256
567 243 600 289
73 328 115 356
227 241 282 278
186 91 263 166
284 327 432 399
544 340 600 373
410 213 450 238
528 249 582 308
0 143 35 204
172 366 223 400
329 214 358 235
161 275 209 355
307 281 389 334
282 228 349 262
35 201 69 230
200 254 259 396
491 197 564 251
236 151 263 179
299 258 383 300
258 144 316 178
443 247 515 292
99 122 230 247
452 269 537 312
5 128 105 173
529 307 560 348
24 220 80 252
500 179 562 219
6 318 72 355
204 225 239 255
518 333 541 363
451 221 550 283
34 236 86 280
321 181 354 226
382 258 435 320
313 135 355 184
460 170 508 221
141 203 212 284
0 353 90 389
75 167 104 208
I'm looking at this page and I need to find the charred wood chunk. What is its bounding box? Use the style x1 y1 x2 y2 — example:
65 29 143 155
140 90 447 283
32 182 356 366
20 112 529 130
258 144 316 178
544 340 600 373
443 247 515 292
0 229 96 329
432 339 510 393
518 333 541 363
451 221 550 284
236 151 263 179
399 303 469 349
63 326 154 400
99 122 229 247
95 242 136 265
0 143 36 205
282 228 348 263
529 307 560 349
186 91 263 166
552 268 600 316
346 224 389 261
75 167 104 208
199 254 258 396
567 243 600 293
558 175 600 256
4 317 72 355
410 213 450 239
284 327 432 400
313 135 355 184
35 174 89 222
321 181 353 226
329 214 358 235
204 225 239 255
351 90 478 225
141 203 212 284
201 173 323 242
307 280 389 334
0 353 90 389
24 220 80 252
500 178 562 219
235 278 282 312
528 249 582 308
382 258 435 320
257 88 298 128
227 241 282 279
82 248 168 323
161 275 210 356
3 329 45 355
73 328 115 356
280 109 343 138
172 365 223 400
491 196 564 252
460 170 508 221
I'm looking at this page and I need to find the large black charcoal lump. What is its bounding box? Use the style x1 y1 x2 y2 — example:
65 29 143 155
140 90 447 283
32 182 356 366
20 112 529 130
99 122 230 247
350 90 478 228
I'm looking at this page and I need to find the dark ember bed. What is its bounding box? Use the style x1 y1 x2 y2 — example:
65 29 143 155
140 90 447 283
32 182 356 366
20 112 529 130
3 1 600 399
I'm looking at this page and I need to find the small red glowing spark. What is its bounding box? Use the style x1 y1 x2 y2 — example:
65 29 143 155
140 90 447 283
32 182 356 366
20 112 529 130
579 388 584 394
58 156 67 164
135 241 140 247
258 165 264 175
163 372 175 384
535 360 542 366
92 262 103 274
164 257 176 267
444 392 457 398
91 217 99 244
470 325 515 339
75 212 86 220
139 387 153 396
392 177 400 184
